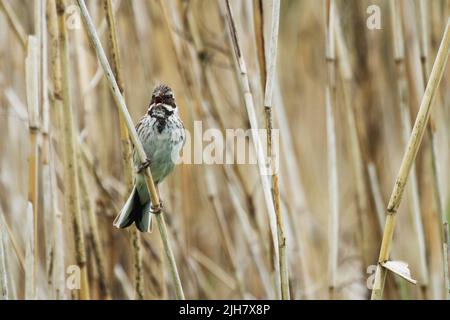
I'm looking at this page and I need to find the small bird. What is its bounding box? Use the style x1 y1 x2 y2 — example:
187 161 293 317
114 84 185 232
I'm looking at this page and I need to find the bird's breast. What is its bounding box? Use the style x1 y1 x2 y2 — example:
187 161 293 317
135 115 185 183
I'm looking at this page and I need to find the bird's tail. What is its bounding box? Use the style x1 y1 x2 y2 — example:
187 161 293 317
113 185 153 233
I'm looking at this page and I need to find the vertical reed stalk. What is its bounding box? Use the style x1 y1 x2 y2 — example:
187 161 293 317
253 0 266 90
325 0 339 300
76 0 185 299
416 0 450 299
334 4 370 276
50 152 66 299
273 81 312 298
261 0 289 300
224 0 282 299
39 0 55 297
183 4 272 297
24 203 35 299
54 0 90 300
46 0 67 298
103 0 144 300
25 35 40 300
390 0 429 297
78 155 110 299
183 0 270 298
371 17 450 300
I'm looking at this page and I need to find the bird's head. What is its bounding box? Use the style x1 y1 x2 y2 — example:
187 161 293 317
148 84 177 119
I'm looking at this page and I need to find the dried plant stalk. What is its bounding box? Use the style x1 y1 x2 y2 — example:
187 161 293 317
182 3 273 298
24 203 35 299
38 0 56 298
253 0 266 90
334 3 370 276
416 0 450 299
78 156 110 299
179 2 274 291
390 0 429 296
103 0 144 300
76 0 184 299
53 0 90 300
261 0 289 300
367 162 410 299
25 35 40 299
325 0 339 299
224 0 282 299
46 0 67 298
371 17 450 300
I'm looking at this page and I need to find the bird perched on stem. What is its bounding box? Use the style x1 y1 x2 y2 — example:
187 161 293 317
114 84 185 232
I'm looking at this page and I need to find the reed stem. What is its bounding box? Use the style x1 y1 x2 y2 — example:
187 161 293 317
103 0 144 300
25 35 40 300
78 156 110 299
261 0 289 300
416 0 450 299
224 0 282 299
76 0 185 299
390 0 429 295
371 17 450 300
54 0 90 300
325 0 339 299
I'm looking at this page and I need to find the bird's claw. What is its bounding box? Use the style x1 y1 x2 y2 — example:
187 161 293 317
150 203 163 214
137 158 151 173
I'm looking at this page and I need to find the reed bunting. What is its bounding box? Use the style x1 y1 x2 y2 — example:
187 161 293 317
114 84 185 232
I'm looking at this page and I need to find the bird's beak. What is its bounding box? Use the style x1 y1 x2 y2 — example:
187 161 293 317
154 96 162 104
151 104 167 119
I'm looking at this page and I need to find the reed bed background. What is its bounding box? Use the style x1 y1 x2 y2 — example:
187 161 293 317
0 0 449 300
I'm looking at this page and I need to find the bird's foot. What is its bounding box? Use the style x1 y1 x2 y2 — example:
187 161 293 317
137 158 151 174
150 202 163 214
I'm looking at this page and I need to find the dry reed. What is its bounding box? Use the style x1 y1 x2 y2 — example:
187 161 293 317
0 0 449 301
371 17 450 300
76 0 185 300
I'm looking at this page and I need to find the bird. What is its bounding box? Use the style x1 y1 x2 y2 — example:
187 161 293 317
113 84 185 232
